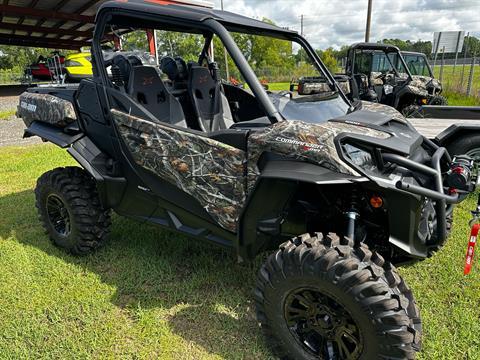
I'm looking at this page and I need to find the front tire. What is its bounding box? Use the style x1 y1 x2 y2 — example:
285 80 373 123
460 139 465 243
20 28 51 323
402 104 422 118
255 233 421 359
35 167 111 255
429 95 448 106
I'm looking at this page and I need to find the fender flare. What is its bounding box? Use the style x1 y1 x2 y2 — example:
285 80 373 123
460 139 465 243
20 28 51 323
68 137 127 209
24 121 84 148
237 160 367 261
435 123 480 147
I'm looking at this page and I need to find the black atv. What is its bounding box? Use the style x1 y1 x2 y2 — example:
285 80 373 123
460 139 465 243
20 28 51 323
17 1 477 359
342 43 447 116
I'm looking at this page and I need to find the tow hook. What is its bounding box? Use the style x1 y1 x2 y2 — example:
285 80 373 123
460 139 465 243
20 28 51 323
464 193 480 275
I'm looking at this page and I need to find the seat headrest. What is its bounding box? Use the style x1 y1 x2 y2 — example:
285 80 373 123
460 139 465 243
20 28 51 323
160 56 188 81
189 64 216 89
129 66 162 91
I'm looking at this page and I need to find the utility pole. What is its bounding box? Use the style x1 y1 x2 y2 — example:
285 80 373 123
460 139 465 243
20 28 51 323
365 0 372 42
221 0 230 79
299 14 305 62
300 14 304 37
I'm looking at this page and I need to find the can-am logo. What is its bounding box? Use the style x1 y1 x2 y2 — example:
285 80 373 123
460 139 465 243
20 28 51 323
20 101 37 112
275 136 324 152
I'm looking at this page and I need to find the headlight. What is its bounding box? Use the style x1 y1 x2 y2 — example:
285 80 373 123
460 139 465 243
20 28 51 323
342 143 377 172
65 60 82 67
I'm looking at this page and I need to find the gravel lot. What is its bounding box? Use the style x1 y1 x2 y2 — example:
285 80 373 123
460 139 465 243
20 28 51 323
0 94 41 147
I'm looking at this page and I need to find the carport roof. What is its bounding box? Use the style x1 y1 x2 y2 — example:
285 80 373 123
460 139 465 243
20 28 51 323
0 0 109 50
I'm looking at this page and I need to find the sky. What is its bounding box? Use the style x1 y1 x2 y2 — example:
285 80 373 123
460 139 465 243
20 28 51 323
212 0 480 49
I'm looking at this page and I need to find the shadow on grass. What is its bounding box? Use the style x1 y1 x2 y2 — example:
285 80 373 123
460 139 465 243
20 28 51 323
0 189 269 358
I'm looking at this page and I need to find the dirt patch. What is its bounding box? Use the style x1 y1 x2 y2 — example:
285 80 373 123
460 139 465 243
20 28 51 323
0 94 42 147
0 117 42 147
0 96 20 112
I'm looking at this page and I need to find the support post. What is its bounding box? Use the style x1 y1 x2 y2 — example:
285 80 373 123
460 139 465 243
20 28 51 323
365 0 372 42
146 29 156 56
466 56 475 97
113 35 122 51
221 0 229 79
433 32 442 73
453 31 462 75
439 46 445 84
461 32 469 86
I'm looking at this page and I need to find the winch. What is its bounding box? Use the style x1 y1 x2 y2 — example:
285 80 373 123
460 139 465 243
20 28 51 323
447 155 475 191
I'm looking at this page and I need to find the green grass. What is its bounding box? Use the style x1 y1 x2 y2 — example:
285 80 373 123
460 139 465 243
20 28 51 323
443 90 480 106
266 82 290 91
0 109 17 120
433 65 480 95
433 65 480 106
1 144 480 359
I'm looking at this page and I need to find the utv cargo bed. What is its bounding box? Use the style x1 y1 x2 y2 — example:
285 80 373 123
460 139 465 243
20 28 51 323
17 90 77 128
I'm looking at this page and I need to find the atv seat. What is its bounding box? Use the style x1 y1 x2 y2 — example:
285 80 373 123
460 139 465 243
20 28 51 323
188 64 234 132
128 65 187 128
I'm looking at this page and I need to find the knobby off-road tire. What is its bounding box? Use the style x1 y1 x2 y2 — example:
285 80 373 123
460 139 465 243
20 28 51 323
255 233 421 360
402 104 422 118
447 134 480 162
35 166 111 255
429 95 448 106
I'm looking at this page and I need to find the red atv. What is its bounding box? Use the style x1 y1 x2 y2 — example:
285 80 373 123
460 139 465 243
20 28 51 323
28 52 65 80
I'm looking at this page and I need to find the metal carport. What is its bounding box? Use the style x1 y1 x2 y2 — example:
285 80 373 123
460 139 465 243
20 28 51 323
0 0 108 51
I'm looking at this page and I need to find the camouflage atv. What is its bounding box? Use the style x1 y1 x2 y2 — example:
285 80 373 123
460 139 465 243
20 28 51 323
343 43 447 116
17 1 477 359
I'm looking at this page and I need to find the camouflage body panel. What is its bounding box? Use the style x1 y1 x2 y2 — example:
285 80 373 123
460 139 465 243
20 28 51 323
337 80 351 95
406 82 429 97
299 81 331 95
360 101 408 123
111 109 246 232
17 92 77 128
247 119 390 191
370 72 384 86
411 75 442 94
298 78 350 95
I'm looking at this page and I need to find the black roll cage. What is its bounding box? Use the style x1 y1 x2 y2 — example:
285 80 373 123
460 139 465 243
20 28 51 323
402 51 434 78
91 7 353 125
347 43 414 82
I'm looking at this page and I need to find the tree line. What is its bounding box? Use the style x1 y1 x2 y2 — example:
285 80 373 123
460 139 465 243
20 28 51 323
0 25 478 79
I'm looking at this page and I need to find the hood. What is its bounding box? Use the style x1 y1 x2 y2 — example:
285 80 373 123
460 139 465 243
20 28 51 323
411 75 442 89
247 100 423 181
269 92 351 124
335 101 424 155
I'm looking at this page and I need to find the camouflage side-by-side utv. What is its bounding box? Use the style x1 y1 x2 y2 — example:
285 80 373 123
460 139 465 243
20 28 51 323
17 1 477 359
343 43 447 116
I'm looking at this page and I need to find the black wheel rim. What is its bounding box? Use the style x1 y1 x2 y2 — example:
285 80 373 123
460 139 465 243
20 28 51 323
46 194 71 236
466 148 480 162
284 287 363 359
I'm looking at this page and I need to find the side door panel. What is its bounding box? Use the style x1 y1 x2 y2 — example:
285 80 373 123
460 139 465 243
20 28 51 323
111 109 247 232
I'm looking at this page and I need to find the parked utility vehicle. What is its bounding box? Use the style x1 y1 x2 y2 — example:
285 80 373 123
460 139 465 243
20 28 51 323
17 1 477 359
343 43 447 115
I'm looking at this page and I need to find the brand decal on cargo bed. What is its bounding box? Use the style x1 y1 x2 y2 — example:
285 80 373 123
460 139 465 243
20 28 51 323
20 101 37 112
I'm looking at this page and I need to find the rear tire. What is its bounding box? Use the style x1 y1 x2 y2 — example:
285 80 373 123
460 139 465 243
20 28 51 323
35 167 111 255
255 233 421 359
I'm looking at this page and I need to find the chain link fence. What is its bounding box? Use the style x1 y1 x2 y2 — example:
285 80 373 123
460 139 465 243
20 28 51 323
431 57 479 99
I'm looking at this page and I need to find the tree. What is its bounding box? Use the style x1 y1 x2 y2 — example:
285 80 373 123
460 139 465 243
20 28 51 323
320 48 339 73
0 45 57 73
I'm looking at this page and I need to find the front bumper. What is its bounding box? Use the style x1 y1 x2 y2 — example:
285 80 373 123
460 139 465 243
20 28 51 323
376 146 477 258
